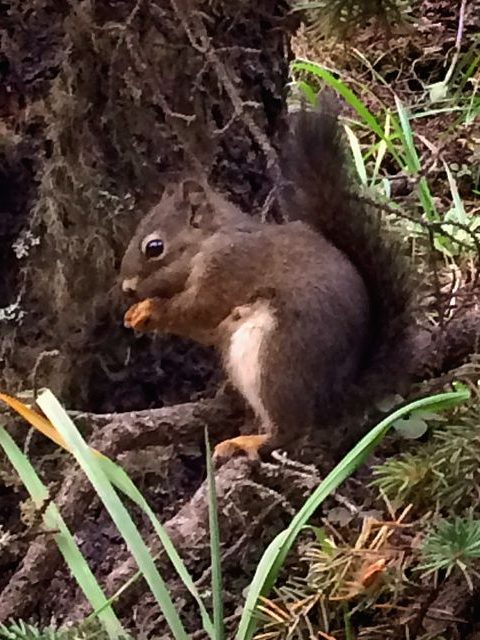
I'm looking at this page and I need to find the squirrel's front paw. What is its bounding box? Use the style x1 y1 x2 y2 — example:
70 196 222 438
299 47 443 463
124 299 157 332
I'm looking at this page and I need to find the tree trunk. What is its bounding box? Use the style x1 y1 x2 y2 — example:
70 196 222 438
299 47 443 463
0 0 294 412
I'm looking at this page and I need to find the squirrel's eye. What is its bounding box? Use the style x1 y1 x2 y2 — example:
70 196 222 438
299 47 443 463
141 234 165 260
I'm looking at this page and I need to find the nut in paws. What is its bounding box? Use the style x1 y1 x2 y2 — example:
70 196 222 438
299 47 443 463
124 299 156 332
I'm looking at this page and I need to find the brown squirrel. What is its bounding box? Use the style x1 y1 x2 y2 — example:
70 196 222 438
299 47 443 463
120 95 414 460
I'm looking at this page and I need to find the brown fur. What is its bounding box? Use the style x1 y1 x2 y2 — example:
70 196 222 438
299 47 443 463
120 97 413 457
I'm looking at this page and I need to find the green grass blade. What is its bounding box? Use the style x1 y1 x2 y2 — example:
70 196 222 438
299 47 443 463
205 429 225 640
371 112 390 185
444 161 468 222
290 79 318 105
36 390 189 640
87 567 143 622
291 60 403 167
394 95 420 171
235 389 469 640
410 106 465 118
344 124 368 185
1 389 214 638
98 456 215 638
393 95 438 220
417 177 439 221
291 61 385 137
0 426 125 639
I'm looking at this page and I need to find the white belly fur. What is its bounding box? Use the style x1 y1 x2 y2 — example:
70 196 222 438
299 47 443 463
225 302 276 426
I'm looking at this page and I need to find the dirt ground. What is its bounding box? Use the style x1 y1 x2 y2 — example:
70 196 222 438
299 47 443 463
0 0 480 638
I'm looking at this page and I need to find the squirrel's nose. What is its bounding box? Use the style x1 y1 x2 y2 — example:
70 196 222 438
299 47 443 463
122 277 139 294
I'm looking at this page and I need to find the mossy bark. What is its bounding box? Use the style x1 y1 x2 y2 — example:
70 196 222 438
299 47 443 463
0 0 294 410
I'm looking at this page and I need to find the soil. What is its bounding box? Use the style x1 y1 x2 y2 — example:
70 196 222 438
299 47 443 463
0 0 479 638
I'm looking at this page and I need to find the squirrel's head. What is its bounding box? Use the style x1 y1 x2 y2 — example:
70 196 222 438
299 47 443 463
120 177 243 296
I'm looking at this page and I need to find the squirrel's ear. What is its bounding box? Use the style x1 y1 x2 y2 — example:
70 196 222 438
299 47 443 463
181 178 215 229
182 179 205 207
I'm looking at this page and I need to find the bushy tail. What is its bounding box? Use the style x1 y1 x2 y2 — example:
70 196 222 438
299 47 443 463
279 93 415 407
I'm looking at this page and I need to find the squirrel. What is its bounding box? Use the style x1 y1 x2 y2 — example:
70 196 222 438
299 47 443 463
120 94 414 461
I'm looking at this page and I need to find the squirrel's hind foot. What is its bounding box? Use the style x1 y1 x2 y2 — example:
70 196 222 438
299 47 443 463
213 434 269 462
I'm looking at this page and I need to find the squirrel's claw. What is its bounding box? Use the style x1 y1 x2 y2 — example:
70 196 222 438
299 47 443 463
124 299 156 332
213 434 268 462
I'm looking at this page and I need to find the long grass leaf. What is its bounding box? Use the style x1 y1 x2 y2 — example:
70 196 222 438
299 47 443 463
99 457 215 637
36 390 189 640
393 96 438 220
205 429 224 639
444 161 468 222
371 112 390 185
394 95 420 171
290 79 318 105
0 392 215 638
236 390 469 640
291 60 403 166
0 426 125 639
344 124 368 185
0 393 75 453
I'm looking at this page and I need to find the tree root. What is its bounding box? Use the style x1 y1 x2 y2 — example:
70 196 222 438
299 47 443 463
1 307 479 625
0 396 244 622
